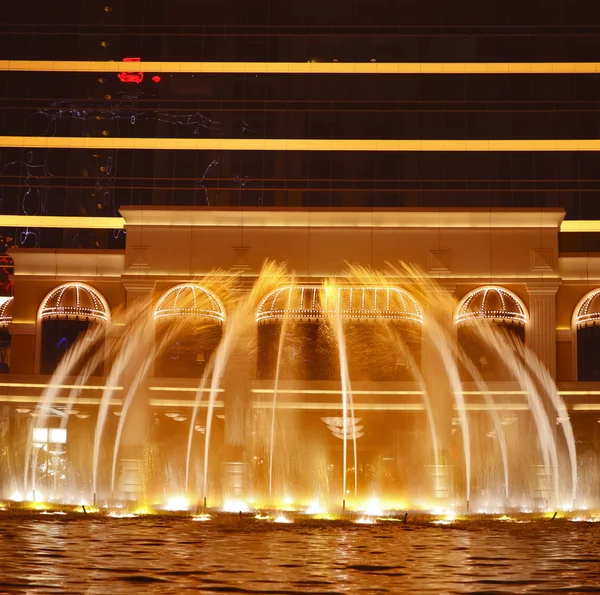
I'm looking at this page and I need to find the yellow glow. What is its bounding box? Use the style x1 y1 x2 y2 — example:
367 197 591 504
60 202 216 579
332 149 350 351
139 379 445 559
0 214 125 229
273 514 293 524
572 404 600 411
0 382 122 390
251 389 423 395
355 517 377 524
222 499 250 513
0 209 572 231
163 495 190 512
252 402 529 411
361 497 384 516
4 136 600 152
253 402 426 411
191 514 212 522
0 395 121 405
149 399 224 407
148 387 224 393
561 220 600 232
251 388 527 395
2 60 600 74
458 404 529 411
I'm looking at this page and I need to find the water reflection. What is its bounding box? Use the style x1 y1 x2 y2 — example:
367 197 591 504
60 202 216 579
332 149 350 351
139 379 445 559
1 513 600 594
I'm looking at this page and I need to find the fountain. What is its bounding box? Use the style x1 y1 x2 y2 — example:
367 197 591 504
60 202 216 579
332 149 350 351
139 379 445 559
2 261 584 517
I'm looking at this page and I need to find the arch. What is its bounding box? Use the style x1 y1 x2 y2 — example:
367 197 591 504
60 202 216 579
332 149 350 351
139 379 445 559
154 284 225 323
455 286 528 326
0 296 13 327
38 283 110 323
572 288 600 381
256 285 423 323
573 288 600 329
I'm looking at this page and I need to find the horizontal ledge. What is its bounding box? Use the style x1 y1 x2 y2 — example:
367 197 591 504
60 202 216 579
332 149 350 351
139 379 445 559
2 137 600 152
8 212 600 231
561 221 600 233
0 215 125 230
251 402 531 411
1 60 600 74
0 395 122 405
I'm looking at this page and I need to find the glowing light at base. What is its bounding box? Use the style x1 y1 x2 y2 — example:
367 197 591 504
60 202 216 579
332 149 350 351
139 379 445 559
9 491 23 502
355 517 377 525
571 516 600 523
305 499 325 515
108 512 137 518
273 514 292 523
222 499 250 513
433 512 456 525
192 514 212 522
164 495 190 512
360 497 384 516
255 513 271 520
40 511 67 516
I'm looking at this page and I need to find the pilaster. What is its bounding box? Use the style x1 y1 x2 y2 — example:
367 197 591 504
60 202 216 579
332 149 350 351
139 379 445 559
526 281 561 380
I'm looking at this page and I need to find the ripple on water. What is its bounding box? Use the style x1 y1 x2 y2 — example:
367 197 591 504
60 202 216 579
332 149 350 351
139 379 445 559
1 514 600 594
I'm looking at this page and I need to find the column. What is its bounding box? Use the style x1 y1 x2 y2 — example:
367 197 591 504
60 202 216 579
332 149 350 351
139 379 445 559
123 279 156 315
526 282 560 380
221 347 252 504
115 280 156 502
420 283 456 501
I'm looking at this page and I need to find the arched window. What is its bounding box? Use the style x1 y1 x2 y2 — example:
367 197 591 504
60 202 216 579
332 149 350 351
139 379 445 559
154 284 224 378
0 297 13 373
256 286 423 381
574 289 600 381
455 286 528 380
38 283 110 375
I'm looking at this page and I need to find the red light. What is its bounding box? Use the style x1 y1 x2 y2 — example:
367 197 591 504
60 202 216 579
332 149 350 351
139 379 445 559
118 72 144 84
118 57 144 83
151 75 161 83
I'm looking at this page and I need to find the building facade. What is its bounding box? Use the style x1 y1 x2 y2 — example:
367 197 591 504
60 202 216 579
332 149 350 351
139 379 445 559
3 1 600 506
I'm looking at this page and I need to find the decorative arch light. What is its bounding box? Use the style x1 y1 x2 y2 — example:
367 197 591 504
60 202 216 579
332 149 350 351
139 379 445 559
574 289 600 329
455 286 528 326
256 286 423 323
39 283 110 323
154 284 225 323
0 296 13 327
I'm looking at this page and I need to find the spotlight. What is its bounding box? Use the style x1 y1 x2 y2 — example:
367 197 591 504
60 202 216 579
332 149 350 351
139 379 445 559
100 41 110 48
103 5 112 12
101 130 110 136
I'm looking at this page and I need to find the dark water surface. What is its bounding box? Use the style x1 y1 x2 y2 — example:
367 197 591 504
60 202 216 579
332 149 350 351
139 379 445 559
1 512 599 594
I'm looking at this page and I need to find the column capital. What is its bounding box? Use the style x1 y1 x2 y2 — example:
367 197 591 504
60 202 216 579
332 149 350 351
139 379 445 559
436 282 457 295
527 280 561 296
8 321 36 335
122 279 156 293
